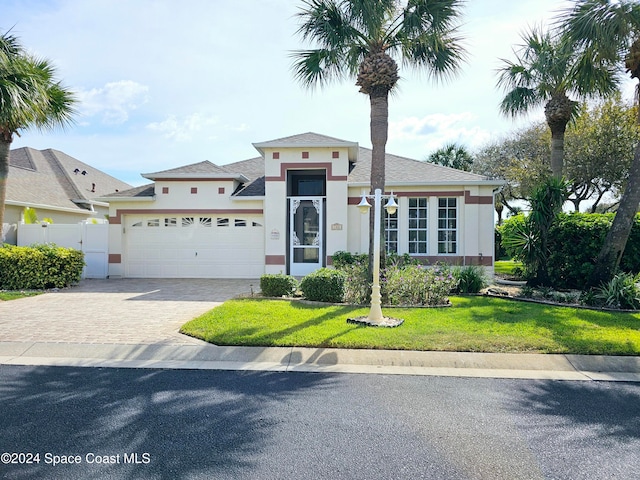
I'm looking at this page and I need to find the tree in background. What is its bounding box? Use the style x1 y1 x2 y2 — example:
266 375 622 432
560 0 640 286
473 123 550 215
426 142 473 171
474 97 639 215
564 95 639 212
0 31 76 231
291 0 466 272
497 25 616 178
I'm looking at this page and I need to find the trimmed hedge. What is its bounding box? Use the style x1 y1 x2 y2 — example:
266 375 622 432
0 244 84 289
500 213 640 289
300 268 346 303
259 274 298 297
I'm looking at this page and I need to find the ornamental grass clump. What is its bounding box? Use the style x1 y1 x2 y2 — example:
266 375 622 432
383 264 457 306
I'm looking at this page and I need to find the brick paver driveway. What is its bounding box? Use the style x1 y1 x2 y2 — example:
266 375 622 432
0 278 258 345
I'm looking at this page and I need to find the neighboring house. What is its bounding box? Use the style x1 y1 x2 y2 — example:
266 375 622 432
3 147 132 244
102 133 503 279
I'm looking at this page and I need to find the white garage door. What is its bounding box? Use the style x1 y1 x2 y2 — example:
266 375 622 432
124 214 264 278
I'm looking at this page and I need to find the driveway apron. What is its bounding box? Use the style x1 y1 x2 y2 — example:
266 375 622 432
0 278 257 345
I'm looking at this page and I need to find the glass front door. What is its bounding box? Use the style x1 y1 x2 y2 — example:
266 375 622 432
289 197 323 276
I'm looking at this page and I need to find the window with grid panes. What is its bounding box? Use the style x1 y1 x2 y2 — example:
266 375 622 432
384 208 398 253
437 198 457 254
408 198 428 254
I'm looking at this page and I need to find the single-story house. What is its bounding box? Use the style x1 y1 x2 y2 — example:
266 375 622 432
102 132 503 279
3 147 132 244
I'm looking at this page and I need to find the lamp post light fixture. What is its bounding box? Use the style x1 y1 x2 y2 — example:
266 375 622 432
354 188 402 327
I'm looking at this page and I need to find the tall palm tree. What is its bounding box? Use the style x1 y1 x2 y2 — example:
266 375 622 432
0 31 76 231
560 0 640 286
291 0 466 267
497 26 617 178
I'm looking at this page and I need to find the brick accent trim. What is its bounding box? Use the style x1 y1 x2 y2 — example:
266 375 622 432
347 190 493 205
265 255 286 265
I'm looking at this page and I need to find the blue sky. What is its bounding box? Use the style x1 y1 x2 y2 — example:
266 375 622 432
4 0 635 186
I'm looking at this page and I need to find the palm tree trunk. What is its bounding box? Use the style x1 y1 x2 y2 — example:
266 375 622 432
588 140 640 287
550 128 565 178
368 90 388 279
0 138 11 230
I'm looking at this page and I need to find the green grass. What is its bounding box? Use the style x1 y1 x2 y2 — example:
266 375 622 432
0 291 42 301
180 296 640 355
494 260 523 276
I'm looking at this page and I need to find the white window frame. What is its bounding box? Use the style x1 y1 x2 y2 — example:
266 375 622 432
408 197 428 255
437 197 458 254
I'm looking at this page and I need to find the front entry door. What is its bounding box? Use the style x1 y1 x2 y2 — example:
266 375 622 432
289 197 323 276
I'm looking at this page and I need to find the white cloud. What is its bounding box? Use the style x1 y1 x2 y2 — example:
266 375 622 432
146 113 221 142
389 113 492 154
77 80 149 124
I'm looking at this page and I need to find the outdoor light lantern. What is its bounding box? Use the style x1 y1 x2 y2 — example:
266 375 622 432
384 194 398 215
357 194 372 214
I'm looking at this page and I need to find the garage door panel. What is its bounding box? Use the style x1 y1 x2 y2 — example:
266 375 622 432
124 215 264 278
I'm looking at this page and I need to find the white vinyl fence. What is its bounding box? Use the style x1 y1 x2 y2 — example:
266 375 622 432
17 223 109 279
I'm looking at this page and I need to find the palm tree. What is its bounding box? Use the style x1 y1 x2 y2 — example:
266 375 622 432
426 142 473 171
560 0 640 286
497 26 617 178
291 0 466 268
0 31 76 231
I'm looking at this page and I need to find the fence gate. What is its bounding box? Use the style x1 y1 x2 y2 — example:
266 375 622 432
17 223 109 279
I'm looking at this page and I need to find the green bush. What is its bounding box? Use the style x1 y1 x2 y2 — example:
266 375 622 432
500 213 640 289
339 262 371 305
383 264 457 306
453 265 488 294
259 274 298 297
0 243 84 289
300 268 345 303
331 251 368 269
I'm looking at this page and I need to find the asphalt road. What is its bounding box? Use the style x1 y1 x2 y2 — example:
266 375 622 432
1 366 639 480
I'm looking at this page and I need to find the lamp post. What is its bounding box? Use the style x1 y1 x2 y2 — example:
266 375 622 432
357 188 398 325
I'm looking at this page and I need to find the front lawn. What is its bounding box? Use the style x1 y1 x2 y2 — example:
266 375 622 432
180 296 640 355
0 291 42 301
494 260 523 276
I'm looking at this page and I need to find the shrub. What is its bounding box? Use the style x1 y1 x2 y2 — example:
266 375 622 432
501 212 640 289
259 274 298 297
331 251 368 269
383 264 457 306
595 273 640 310
453 265 488 294
0 243 84 289
340 262 371 305
300 268 345 303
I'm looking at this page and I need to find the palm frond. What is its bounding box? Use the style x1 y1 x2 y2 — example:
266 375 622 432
498 87 542 118
399 30 466 82
558 0 640 62
290 48 347 88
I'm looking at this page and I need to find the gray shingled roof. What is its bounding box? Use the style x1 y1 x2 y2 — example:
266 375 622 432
142 160 228 177
8 147 132 211
350 147 499 185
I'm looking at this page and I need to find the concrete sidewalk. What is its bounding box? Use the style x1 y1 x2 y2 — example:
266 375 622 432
2 341 640 382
